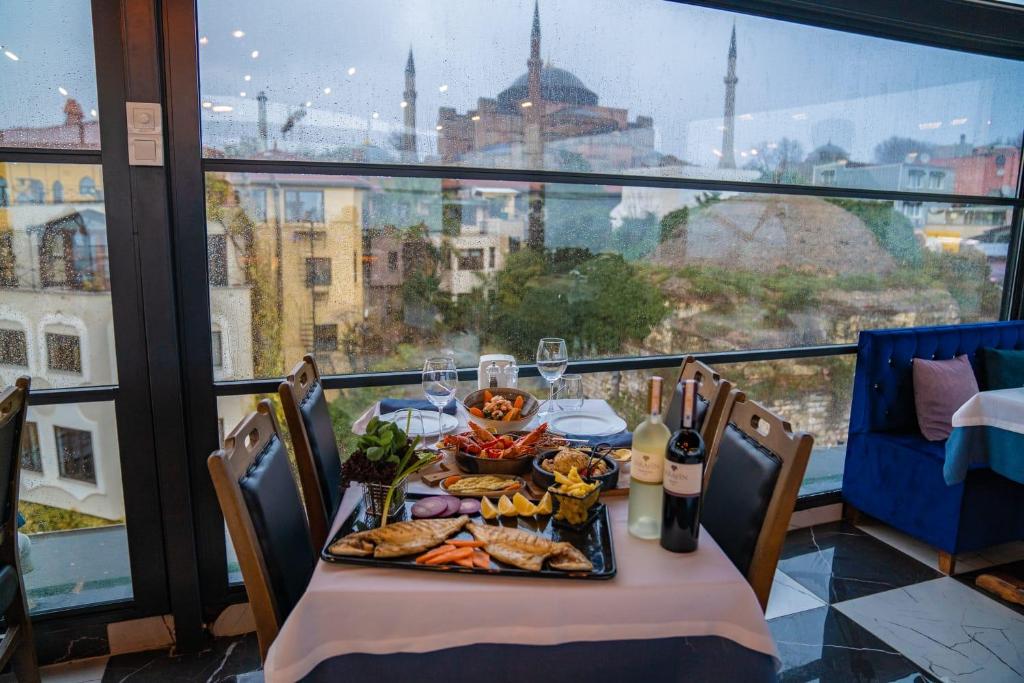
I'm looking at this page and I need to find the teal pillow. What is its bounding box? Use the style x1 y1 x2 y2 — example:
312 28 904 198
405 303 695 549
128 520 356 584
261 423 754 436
979 347 1024 390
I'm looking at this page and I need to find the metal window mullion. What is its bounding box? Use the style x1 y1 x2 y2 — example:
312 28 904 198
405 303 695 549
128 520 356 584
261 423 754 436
0 147 102 164
201 158 1022 209
212 344 859 396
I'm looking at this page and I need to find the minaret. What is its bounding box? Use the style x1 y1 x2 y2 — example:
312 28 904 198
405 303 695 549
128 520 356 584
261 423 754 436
526 1 545 250
256 91 268 152
401 48 418 163
524 0 543 170
719 24 737 170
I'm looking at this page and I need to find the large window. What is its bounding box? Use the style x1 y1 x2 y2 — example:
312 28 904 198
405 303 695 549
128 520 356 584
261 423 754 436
195 0 1024 594
196 0 1024 197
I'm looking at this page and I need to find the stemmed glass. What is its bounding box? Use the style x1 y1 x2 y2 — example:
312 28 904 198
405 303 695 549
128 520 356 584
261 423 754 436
536 338 568 419
422 357 458 443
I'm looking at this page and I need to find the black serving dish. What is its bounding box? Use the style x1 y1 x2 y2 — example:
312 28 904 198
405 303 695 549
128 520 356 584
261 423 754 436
532 449 620 492
322 493 616 580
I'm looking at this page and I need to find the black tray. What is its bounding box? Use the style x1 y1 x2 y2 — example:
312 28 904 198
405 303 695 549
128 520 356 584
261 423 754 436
322 493 616 580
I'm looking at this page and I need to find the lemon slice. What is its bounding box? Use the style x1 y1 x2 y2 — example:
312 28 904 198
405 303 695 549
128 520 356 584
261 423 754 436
535 492 552 516
480 496 499 520
512 492 536 516
497 495 516 517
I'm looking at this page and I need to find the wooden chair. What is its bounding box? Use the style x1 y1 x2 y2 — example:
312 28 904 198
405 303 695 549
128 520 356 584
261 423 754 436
665 356 735 480
208 400 316 662
702 392 814 611
279 354 343 550
0 377 40 682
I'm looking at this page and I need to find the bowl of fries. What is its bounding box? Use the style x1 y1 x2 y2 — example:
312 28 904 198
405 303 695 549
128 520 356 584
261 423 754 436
548 467 602 529
462 388 539 435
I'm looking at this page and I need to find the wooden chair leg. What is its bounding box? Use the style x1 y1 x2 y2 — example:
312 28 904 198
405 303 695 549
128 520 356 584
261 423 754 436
842 503 863 526
938 551 956 575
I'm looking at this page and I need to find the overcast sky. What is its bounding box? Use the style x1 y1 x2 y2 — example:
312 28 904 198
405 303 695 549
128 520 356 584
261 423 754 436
3 0 1023 165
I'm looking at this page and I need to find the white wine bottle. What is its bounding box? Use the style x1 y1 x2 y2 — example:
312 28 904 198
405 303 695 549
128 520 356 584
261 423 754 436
628 376 671 539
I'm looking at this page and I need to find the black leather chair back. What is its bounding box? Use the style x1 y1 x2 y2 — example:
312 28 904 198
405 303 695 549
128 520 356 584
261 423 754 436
238 430 316 623
702 425 782 576
665 386 709 434
297 380 343 520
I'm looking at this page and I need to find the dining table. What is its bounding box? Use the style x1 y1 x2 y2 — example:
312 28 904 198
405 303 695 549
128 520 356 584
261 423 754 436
944 387 1024 485
262 398 780 681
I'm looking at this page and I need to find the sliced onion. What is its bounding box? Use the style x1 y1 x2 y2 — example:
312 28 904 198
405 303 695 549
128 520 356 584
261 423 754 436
459 499 481 515
441 496 462 517
411 497 450 518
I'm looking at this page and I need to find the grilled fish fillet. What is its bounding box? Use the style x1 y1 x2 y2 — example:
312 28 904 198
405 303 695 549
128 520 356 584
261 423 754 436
467 522 593 572
330 516 470 558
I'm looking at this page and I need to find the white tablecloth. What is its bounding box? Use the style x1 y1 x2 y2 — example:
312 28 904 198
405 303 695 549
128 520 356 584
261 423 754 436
952 387 1024 433
263 492 780 682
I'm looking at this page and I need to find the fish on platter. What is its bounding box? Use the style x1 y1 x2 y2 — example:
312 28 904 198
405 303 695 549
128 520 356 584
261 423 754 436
330 516 470 558
467 522 593 572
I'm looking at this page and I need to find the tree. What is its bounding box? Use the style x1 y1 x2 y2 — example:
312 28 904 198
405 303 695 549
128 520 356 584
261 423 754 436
659 207 689 244
874 136 934 165
747 138 805 183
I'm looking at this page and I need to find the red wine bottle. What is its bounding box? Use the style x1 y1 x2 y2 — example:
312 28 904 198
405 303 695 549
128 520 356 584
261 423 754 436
660 379 705 553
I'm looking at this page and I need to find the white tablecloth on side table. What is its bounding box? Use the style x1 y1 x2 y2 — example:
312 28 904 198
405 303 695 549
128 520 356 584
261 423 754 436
263 490 780 682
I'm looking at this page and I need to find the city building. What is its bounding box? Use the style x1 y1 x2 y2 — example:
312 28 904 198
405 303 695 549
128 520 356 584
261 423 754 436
434 2 655 172
812 160 955 226
931 141 1021 197
223 173 368 375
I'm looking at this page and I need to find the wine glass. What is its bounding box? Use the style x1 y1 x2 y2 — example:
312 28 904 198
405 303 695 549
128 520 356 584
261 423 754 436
536 338 568 419
422 357 458 443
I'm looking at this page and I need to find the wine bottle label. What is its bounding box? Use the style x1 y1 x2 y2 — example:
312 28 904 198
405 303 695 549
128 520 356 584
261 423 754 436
663 462 701 496
630 449 663 484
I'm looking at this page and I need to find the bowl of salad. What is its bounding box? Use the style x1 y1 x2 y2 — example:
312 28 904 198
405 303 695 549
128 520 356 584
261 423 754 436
462 387 539 434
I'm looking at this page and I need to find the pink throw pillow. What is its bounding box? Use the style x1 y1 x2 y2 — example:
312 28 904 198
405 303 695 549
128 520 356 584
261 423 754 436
912 354 979 441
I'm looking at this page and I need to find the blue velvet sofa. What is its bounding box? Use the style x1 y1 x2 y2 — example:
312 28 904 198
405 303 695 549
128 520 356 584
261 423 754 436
843 321 1024 573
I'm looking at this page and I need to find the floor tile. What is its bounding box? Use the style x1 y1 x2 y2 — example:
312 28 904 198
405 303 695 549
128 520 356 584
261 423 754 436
100 633 259 683
769 605 932 682
767 569 828 620
857 522 1009 576
779 522 942 604
836 577 1024 682
955 560 1024 617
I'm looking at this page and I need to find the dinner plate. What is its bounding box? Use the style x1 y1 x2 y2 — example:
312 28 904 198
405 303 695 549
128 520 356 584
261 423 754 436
378 410 459 436
545 411 627 437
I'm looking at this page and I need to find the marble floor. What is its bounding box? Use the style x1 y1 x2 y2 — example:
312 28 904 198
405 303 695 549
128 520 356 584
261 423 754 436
10 520 1024 682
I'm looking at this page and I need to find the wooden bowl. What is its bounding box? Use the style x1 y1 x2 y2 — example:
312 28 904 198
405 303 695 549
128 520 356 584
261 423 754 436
462 388 539 435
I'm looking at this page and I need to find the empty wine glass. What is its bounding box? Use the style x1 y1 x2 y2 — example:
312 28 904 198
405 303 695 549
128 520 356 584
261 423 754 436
536 338 568 419
422 357 458 442
559 374 584 412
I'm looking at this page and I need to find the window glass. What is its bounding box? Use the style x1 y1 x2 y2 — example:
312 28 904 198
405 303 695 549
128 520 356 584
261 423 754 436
47 333 82 374
0 327 28 367
20 421 42 472
196 0 1024 196
0 163 117 387
20 402 131 613
207 171 1006 380
0 1 100 150
55 425 95 483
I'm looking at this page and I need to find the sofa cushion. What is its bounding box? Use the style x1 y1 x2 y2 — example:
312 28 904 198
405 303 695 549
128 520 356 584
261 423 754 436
978 347 1024 390
912 355 978 441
